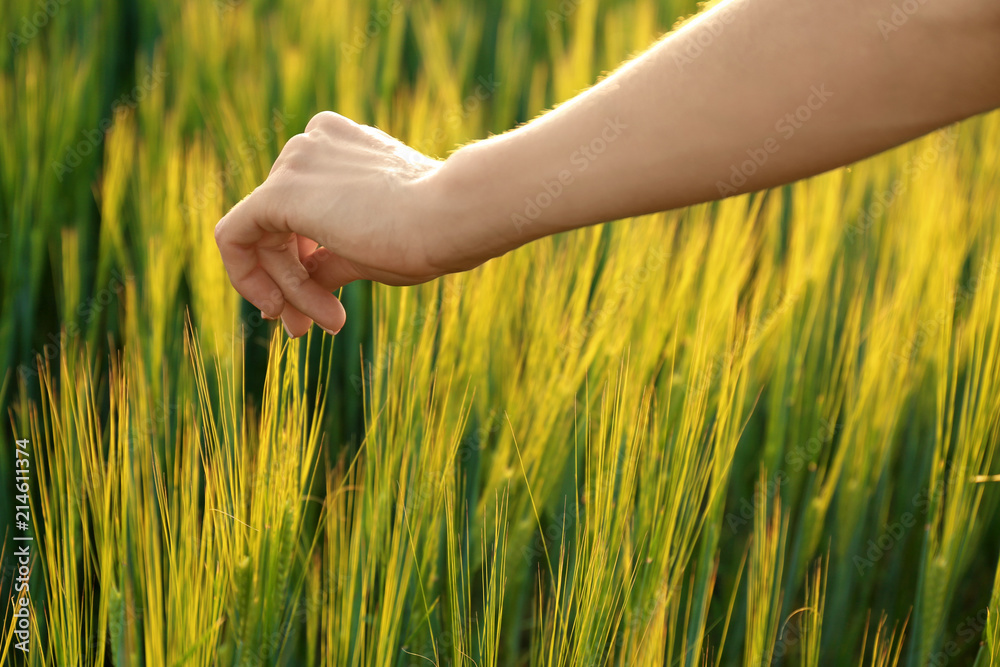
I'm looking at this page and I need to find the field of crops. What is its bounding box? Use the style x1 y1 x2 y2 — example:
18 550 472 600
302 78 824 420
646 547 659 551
2 0 1000 665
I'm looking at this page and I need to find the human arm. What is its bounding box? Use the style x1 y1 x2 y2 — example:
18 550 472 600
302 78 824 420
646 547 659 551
214 0 1000 336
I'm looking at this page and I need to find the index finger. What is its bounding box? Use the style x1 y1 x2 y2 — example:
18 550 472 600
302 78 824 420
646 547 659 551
214 190 287 319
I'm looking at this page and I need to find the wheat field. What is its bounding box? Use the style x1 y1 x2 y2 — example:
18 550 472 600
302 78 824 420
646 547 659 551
2 0 1000 665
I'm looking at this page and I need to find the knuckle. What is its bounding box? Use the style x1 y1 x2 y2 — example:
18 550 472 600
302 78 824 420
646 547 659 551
275 134 315 173
260 290 284 312
282 266 310 290
253 182 292 233
282 133 311 154
306 110 346 133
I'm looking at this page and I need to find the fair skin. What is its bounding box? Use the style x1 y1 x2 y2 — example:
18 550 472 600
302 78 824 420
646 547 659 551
214 0 1000 337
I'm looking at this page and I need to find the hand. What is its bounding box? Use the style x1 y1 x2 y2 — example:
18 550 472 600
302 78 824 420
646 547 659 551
214 111 446 337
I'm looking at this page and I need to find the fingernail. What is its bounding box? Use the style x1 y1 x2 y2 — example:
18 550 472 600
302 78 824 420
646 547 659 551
283 322 297 338
321 327 338 336
261 310 277 321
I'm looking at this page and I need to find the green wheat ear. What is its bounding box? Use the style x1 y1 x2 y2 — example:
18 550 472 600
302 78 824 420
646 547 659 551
222 554 253 663
273 503 297 607
261 503 297 661
108 584 126 667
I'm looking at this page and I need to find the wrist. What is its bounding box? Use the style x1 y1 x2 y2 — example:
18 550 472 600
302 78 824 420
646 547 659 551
414 143 520 275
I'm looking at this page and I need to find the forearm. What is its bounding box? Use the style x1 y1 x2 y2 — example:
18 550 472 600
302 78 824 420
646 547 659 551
424 0 1000 269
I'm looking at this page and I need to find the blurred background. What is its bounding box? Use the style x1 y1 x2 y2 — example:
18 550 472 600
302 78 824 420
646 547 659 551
2 0 1000 665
